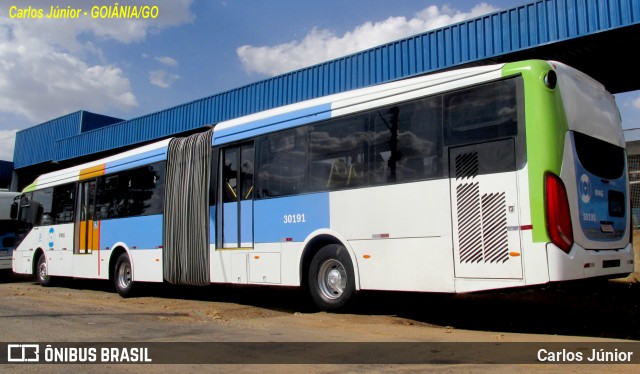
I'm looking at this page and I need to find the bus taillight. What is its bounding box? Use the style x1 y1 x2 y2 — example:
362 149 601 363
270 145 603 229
545 172 574 253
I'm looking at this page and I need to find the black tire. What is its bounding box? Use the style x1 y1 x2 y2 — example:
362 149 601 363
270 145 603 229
308 244 356 311
114 253 134 297
35 254 52 287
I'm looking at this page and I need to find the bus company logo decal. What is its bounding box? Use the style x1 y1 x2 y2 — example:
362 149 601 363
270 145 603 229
580 174 591 203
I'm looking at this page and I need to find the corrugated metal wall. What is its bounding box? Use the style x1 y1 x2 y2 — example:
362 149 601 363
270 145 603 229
18 0 640 166
81 111 124 132
13 111 123 168
14 112 82 168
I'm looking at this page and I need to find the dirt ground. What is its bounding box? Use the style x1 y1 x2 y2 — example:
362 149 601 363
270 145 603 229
1 268 639 373
1 271 639 339
1 235 639 372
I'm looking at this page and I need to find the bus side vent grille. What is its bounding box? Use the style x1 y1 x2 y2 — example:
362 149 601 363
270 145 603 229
455 152 478 180
481 192 509 263
456 181 483 263
454 152 509 265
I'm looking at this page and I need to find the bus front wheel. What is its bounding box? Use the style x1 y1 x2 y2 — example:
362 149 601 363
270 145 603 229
114 253 134 297
308 244 356 311
35 254 52 287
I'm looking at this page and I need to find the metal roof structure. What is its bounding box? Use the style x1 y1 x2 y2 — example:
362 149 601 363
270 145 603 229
14 111 122 168
13 0 640 172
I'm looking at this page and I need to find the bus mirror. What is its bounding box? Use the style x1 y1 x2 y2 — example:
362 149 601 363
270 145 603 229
10 202 18 220
2 236 15 249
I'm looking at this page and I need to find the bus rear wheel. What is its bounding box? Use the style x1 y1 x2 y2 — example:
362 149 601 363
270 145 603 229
308 244 356 311
35 254 52 287
114 253 134 297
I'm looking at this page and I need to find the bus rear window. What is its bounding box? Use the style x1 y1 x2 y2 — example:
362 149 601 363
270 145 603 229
574 132 624 179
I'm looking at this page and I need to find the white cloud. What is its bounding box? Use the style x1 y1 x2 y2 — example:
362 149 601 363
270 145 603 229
614 91 640 129
79 0 195 43
0 0 194 125
0 129 18 161
0 32 138 122
237 3 499 76
155 56 179 67
149 69 180 88
4 0 196 45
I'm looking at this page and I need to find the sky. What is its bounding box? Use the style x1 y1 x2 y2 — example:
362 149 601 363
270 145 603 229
1 0 639 161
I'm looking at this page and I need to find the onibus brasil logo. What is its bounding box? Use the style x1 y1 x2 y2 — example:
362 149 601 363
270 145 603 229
7 344 152 363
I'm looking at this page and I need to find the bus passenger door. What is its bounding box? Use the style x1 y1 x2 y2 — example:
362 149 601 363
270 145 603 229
74 180 99 255
220 143 254 249
449 139 523 279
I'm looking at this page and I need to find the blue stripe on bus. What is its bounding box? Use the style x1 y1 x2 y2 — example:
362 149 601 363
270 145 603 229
100 214 163 250
104 147 168 174
222 202 238 247
240 200 253 244
213 103 333 145
253 193 330 243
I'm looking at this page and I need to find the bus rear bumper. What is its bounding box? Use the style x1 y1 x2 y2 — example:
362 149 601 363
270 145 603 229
547 242 634 281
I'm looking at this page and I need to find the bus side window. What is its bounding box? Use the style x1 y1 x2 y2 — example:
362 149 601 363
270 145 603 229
17 193 39 226
240 145 254 200
371 96 443 184
31 188 54 226
223 148 238 202
444 78 517 146
309 113 368 191
257 128 306 198
52 184 75 223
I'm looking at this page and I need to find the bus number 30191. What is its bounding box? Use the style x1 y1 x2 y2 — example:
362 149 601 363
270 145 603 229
284 214 306 224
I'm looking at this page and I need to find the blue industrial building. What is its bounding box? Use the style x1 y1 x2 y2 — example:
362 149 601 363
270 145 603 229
10 0 640 189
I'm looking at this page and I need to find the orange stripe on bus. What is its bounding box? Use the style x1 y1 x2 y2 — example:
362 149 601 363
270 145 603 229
79 221 87 249
80 164 105 180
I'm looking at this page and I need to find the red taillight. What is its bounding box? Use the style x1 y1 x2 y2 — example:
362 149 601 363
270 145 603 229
545 173 574 253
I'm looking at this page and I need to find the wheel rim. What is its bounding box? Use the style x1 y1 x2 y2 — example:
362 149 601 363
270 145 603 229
317 259 347 300
38 259 47 282
117 261 131 290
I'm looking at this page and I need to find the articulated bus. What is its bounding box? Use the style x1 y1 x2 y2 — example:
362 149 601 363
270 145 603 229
11 60 633 310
